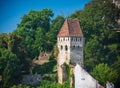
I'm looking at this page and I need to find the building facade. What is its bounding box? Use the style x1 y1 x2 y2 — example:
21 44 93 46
57 18 84 84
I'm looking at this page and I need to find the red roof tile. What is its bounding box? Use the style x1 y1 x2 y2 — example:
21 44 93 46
58 18 83 37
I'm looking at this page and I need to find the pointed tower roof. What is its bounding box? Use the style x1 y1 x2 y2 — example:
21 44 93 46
58 18 83 37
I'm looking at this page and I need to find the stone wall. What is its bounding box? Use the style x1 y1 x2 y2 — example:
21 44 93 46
22 74 42 86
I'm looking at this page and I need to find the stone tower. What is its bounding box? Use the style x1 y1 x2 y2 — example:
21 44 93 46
57 18 84 84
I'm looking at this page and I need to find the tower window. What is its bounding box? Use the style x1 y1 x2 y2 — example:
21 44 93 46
65 45 68 51
73 45 75 48
76 38 77 41
68 37 69 41
74 38 75 41
80 38 81 41
71 37 73 41
61 45 63 50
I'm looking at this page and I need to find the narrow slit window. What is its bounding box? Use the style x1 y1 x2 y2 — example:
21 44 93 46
71 37 73 41
65 45 68 51
61 45 63 50
80 38 81 41
76 38 77 41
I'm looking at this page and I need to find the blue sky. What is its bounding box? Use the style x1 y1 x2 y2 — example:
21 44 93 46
0 0 90 33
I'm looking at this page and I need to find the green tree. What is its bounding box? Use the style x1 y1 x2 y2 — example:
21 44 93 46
11 84 30 88
46 16 65 51
91 63 118 86
15 9 54 59
0 49 20 88
37 80 70 88
6 33 30 74
70 0 120 72
112 57 120 87
53 44 59 60
0 33 31 87
0 33 8 49
34 27 46 53
84 36 100 71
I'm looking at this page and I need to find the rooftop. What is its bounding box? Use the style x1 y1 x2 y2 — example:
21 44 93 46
58 18 83 37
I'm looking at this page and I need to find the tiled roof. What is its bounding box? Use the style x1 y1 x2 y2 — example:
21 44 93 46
58 18 83 37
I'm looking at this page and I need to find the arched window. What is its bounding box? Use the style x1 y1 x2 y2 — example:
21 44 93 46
61 45 63 50
65 45 68 51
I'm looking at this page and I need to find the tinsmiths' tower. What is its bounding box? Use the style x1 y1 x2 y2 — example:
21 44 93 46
57 18 84 83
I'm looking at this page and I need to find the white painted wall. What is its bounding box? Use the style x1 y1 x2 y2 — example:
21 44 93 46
75 64 97 88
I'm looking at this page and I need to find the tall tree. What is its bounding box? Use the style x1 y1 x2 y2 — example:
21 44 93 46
0 49 20 88
0 33 31 87
46 16 65 51
70 0 120 70
91 63 118 86
15 9 54 59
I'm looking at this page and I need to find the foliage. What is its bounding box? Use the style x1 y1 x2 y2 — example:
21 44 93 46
0 33 31 87
11 84 30 88
15 9 54 59
14 9 64 60
46 16 65 51
0 49 20 88
63 63 70 80
112 58 120 87
42 74 57 82
70 1 120 87
10 80 70 88
0 9 64 87
32 60 57 74
53 44 59 59
37 80 70 88
70 0 120 72
91 63 118 86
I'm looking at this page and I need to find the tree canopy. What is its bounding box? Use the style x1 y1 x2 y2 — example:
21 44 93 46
70 0 120 71
91 63 118 86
